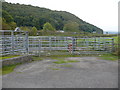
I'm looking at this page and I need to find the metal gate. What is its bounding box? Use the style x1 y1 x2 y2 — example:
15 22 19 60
28 36 114 56
28 36 72 56
0 30 28 56
0 31 114 56
74 37 114 54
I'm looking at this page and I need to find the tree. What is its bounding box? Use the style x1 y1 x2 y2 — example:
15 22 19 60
8 22 17 30
43 22 55 31
0 0 6 2
2 2 103 34
2 21 11 30
20 26 31 33
63 21 79 32
1 10 17 30
31 26 37 36
2 10 13 23
1 17 11 30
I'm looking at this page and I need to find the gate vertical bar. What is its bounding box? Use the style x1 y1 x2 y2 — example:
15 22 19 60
94 37 96 50
98 38 100 50
72 37 76 55
49 37 52 51
2 31 4 56
104 38 106 51
11 31 14 55
111 38 114 52
25 31 29 55
38 37 41 57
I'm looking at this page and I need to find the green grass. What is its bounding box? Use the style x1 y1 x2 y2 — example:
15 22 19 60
2 65 16 75
1 56 44 75
68 60 80 63
50 68 60 70
0 68 2 75
32 56 44 61
1 63 22 75
60 64 73 67
112 36 118 44
53 60 67 64
48 54 82 59
48 67 60 70
98 54 118 61
1 55 20 60
53 59 79 64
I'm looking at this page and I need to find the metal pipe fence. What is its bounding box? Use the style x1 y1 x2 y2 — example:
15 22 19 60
0 30 115 56
28 36 114 56
0 30 28 56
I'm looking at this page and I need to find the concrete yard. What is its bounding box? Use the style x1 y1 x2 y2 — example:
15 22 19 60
2 57 118 88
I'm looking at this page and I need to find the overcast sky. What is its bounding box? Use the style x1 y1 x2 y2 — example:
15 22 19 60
5 0 119 32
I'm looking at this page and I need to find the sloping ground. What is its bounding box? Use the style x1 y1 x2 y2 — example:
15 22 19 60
2 57 118 88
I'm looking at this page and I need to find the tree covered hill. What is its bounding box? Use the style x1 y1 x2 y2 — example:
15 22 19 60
0 0 5 2
2 2 103 34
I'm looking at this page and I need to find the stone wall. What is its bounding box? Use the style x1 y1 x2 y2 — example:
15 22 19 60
2 55 33 66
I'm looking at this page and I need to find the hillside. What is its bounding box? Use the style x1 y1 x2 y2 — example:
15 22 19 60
2 2 103 34
0 0 5 2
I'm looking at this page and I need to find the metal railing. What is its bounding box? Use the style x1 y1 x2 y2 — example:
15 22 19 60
28 36 114 56
0 30 115 56
0 30 28 56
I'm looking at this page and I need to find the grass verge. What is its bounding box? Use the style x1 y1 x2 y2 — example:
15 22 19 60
0 63 22 75
47 54 82 59
1 56 44 75
53 59 79 64
32 56 44 61
48 67 60 70
0 55 20 60
50 68 60 70
60 64 73 67
98 54 118 61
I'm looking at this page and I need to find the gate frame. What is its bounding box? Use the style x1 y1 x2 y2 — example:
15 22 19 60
28 36 115 56
0 30 28 56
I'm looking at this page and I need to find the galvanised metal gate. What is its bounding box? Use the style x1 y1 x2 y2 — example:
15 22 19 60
28 36 73 56
0 30 114 56
28 36 114 56
74 37 114 54
0 30 28 56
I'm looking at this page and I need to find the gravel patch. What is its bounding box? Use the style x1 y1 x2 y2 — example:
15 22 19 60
2 57 118 88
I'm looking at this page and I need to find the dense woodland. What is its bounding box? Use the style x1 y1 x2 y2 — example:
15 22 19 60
1 1 103 35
